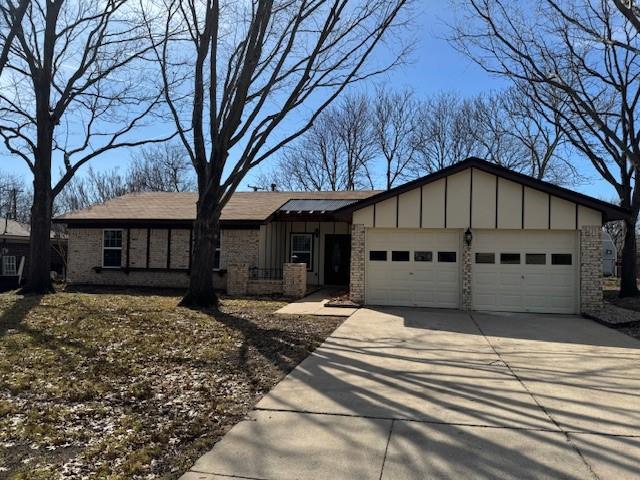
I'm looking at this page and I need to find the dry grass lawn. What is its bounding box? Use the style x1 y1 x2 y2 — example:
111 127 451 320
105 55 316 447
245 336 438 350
0 290 343 479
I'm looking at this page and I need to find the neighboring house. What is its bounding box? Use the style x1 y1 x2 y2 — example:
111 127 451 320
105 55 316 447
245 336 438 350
602 231 617 276
55 158 628 314
0 219 67 291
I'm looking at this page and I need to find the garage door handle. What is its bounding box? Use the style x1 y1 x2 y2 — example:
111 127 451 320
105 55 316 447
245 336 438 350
409 272 414 275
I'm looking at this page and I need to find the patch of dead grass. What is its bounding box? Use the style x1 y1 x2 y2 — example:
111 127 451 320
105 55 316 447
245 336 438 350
0 291 342 479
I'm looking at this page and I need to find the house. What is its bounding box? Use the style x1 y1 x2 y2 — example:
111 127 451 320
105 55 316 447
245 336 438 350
55 158 628 314
0 219 67 291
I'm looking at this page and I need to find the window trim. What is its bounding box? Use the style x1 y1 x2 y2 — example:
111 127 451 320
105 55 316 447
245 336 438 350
2 255 17 276
102 229 124 269
290 232 314 271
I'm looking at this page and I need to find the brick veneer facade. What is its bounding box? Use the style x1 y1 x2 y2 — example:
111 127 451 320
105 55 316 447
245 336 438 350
462 241 472 310
283 263 307 298
580 225 603 312
349 224 365 304
66 227 259 289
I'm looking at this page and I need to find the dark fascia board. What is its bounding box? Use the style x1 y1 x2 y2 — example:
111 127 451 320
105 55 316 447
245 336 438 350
271 211 353 223
56 218 262 230
335 157 630 222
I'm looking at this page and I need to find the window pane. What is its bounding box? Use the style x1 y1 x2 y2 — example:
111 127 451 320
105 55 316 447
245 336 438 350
291 252 311 266
392 251 410 262
103 249 122 267
552 254 572 265
103 230 122 248
500 253 521 264
292 234 312 251
213 249 221 270
438 252 456 263
526 254 546 265
475 253 495 264
2 256 16 275
414 251 432 262
369 251 387 261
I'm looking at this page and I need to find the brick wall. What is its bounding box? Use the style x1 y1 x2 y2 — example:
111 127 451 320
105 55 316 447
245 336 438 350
221 229 259 269
462 241 472 310
349 224 365 304
580 225 603 312
283 263 306 298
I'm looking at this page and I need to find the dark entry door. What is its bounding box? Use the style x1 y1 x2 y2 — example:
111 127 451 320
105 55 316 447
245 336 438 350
324 234 351 286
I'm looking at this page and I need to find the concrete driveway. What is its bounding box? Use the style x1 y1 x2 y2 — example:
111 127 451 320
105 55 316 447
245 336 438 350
182 308 640 480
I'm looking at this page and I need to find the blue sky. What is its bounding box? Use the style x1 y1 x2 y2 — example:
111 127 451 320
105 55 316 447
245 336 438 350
1 2 617 202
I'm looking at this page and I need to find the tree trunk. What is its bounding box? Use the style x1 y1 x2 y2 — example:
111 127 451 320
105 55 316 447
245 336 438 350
180 192 219 308
619 217 639 297
22 172 54 294
22 85 55 294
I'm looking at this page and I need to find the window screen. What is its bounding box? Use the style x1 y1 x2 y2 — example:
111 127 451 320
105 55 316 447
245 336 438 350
2 256 17 276
291 233 313 270
103 230 123 268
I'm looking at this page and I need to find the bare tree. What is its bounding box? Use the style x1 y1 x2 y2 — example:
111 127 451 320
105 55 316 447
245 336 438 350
129 143 195 192
373 86 419 189
409 92 479 175
0 0 28 75
0 0 175 293
57 146 195 213
0 170 30 222
451 0 640 296
148 0 411 306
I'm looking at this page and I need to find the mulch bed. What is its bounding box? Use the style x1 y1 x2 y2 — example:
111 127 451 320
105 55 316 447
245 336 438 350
0 291 343 479
324 290 360 308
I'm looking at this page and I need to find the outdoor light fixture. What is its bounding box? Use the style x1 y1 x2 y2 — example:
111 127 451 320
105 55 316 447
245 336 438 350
464 228 473 247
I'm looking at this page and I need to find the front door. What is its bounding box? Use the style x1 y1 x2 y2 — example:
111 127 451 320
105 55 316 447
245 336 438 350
324 234 351 286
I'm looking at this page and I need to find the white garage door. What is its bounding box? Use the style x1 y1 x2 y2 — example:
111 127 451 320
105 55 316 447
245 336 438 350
472 230 578 314
366 229 460 308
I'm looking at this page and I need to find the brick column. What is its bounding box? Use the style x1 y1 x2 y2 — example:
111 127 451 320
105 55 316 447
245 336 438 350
580 225 603 312
227 263 249 296
350 224 365 304
462 240 472 310
283 263 306 298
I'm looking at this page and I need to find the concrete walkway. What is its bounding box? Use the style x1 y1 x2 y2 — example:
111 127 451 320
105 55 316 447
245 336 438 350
275 288 357 317
182 308 640 480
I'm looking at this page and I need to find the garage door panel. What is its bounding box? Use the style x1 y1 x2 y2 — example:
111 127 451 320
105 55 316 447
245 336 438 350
472 230 578 314
366 229 460 308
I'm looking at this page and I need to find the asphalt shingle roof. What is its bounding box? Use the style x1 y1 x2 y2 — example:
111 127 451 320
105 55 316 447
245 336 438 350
55 190 379 223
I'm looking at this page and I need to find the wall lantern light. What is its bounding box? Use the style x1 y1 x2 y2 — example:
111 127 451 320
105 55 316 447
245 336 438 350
464 228 473 247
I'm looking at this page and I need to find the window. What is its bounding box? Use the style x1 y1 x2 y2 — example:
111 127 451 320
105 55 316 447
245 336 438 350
392 251 410 262
414 251 433 262
369 251 387 261
475 253 495 264
438 252 457 263
213 236 221 270
526 254 546 265
291 233 313 270
552 254 572 265
2 256 16 276
103 230 123 268
500 253 521 264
